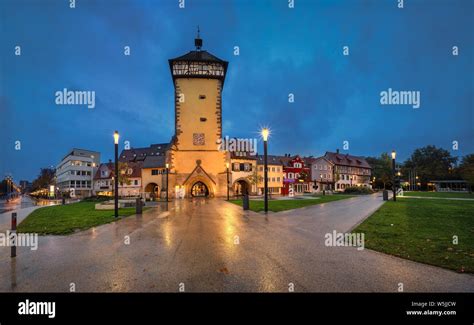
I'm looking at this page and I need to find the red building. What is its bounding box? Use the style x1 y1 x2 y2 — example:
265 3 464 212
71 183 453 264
281 155 313 195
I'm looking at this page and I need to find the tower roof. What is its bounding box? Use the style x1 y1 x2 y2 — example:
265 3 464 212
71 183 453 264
169 50 227 64
168 31 228 86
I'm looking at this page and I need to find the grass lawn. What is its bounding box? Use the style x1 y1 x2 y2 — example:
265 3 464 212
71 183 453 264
18 201 148 235
403 191 474 199
354 198 474 273
229 195 355 212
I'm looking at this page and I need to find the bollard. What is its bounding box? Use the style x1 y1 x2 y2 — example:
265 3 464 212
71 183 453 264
383 190 388 201
62 197 66 205
136 198 143 214
242 194 249 211
11 212 17 258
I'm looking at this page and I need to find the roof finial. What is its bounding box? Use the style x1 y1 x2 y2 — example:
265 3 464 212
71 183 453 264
195 25 203 51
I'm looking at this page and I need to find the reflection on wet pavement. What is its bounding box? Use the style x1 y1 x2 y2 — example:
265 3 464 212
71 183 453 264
0 196 473 292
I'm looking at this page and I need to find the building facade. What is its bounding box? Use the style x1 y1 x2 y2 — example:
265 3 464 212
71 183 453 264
256 155 284 195
230 152 257 196
56 148 100 198
93 161 114 196
311 150 371 191
281 155 313 195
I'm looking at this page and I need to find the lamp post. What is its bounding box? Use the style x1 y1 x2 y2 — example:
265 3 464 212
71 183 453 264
261 128 269 213
373 177 376 190
320 174 325 195
165 163 169 202
226 162 230 200
114 131 119 218
5 177 10 202
415 175 419 191
391 150 396 201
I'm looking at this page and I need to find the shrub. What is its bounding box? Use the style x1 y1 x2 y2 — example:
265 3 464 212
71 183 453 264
343 186 374 195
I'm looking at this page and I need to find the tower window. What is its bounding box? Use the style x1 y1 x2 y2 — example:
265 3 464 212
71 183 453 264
200 117 207 122
199 95 206 99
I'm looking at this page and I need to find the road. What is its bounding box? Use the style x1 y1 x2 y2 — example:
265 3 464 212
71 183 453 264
0 194 473 292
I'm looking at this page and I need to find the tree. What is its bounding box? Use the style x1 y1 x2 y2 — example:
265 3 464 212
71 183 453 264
246 169 262 193
403 145 458 188
117 162 132 186
458 154 474 193
366 153 392 189
31 168 55 191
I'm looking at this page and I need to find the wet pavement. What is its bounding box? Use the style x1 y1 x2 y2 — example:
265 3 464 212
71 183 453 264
0 195 473 292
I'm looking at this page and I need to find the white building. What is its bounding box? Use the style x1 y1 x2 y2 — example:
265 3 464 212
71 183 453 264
56 148 100 198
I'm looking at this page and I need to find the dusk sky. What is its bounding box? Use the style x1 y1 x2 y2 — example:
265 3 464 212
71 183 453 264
1 0 473 181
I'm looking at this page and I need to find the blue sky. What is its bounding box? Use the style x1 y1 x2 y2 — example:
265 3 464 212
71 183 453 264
1 0 473 181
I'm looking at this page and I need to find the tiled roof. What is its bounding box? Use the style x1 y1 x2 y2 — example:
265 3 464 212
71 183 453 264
94 162 114 180
230 151 257 160
256 155 286 165
324 152 372 169
170 50 227 64
142 155 166 168
119 143 169 163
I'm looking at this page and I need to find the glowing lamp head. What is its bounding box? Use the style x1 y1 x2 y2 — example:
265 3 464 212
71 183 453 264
261 128 269 142
166 163 170 169
391 150 396 160
226 162 229 169
113 131 119 145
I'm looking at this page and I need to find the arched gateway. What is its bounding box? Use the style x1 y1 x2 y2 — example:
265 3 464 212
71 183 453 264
191 181 209 197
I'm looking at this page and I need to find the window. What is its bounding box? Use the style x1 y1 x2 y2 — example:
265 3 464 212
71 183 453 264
233 163 239 171
271 167 275 172
134 180 138 185
271 177 275 182
259 166 263 172
151 169 159 175
200 117 207 122
277 177 280 182
324 165 327 170
288 173 294 179
319 165 323 170
199 94 206 99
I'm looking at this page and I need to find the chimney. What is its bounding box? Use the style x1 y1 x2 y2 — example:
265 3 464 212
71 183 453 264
336 149 339 154
109 159 112 163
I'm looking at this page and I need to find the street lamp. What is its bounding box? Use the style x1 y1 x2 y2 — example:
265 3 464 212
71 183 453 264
226 162 230 200
114 131 119 218
391 150 396 201
373 176 376 190
415 175 419 191
165 163 170 202
261 128 269 213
